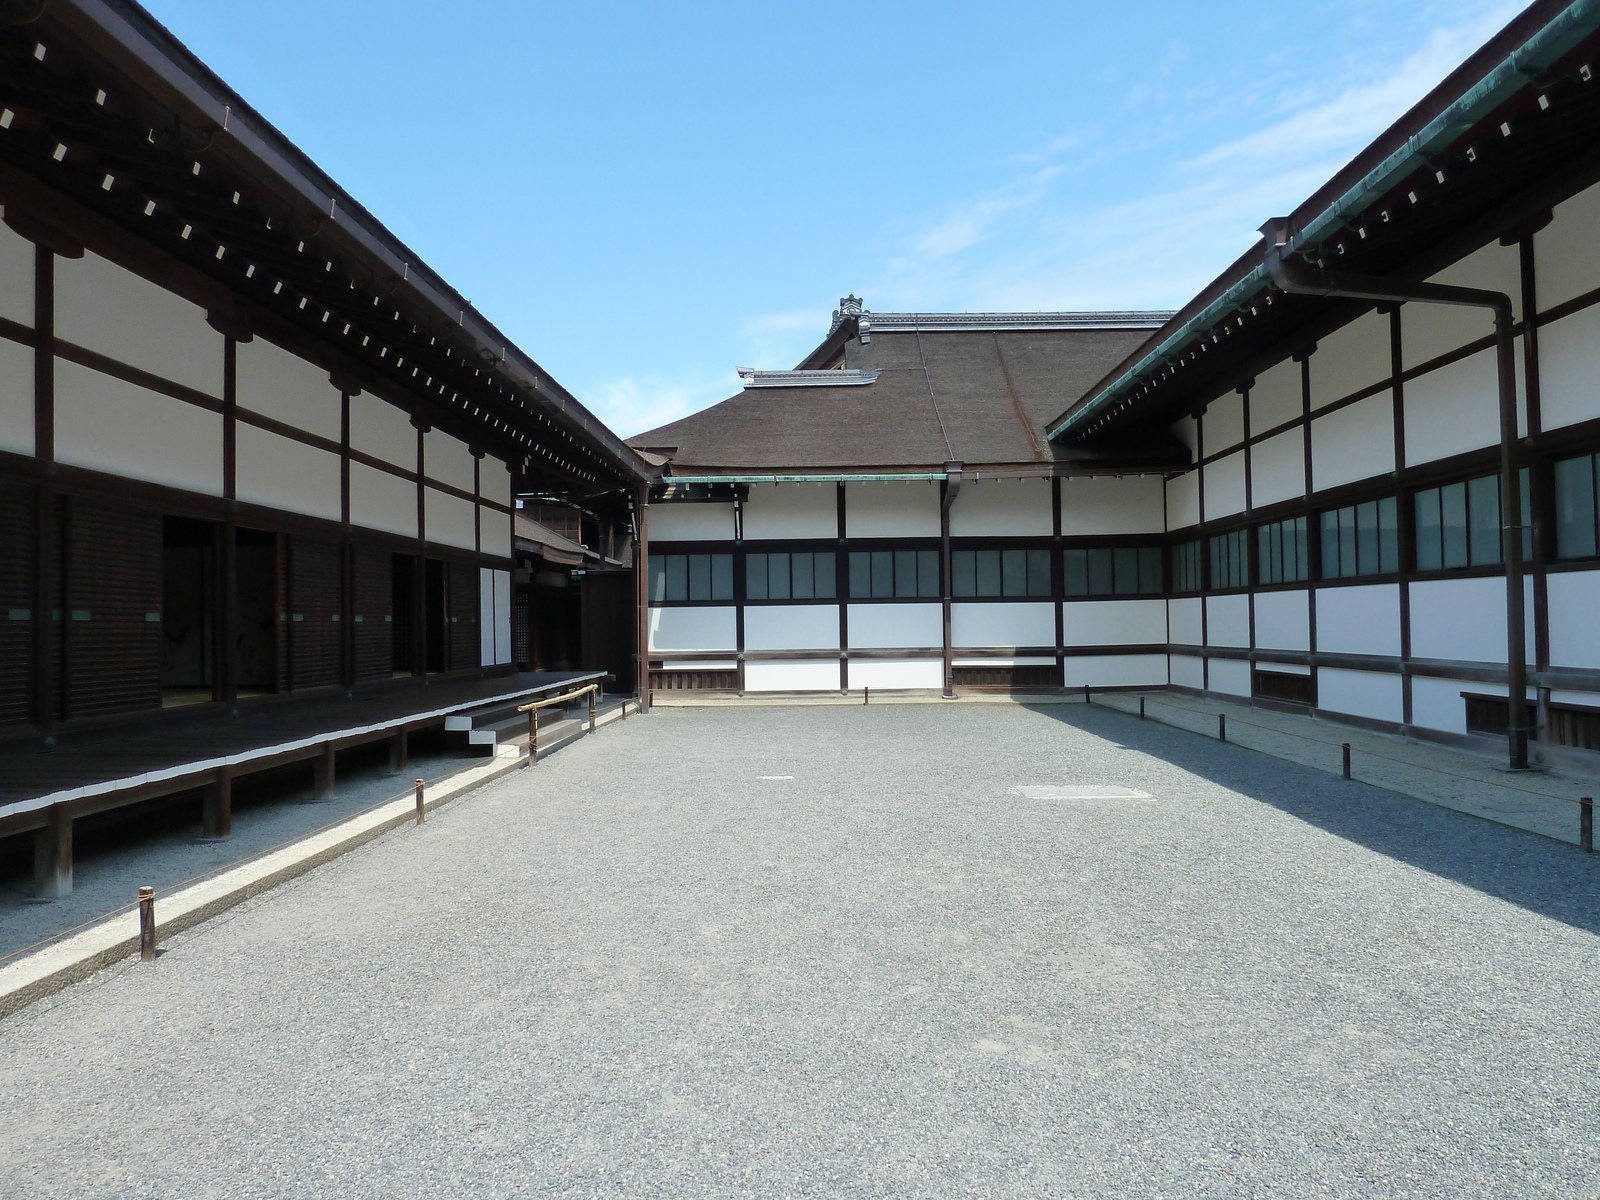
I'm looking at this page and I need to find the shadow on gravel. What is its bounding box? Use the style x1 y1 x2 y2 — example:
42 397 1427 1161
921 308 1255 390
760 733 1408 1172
1026 702 1600 938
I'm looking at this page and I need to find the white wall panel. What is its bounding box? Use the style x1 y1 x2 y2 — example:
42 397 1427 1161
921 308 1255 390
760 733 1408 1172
1533 303 1600 433
235 424 341 521
1310 310 1390 407
55 361 222 494
479 456 513 508
1249 358 1302 434
1171 416 1198 454
1060 475 1165 534
350 392 417 468
1536 180 1600 309
951 602 1055 648
648 606 737 652
424 428 477 493
1315 583 1400 657
746 661 840 691
846 603 942 649
1169 597 1203 645
1170 654 1205 689
0 223 32 327
493 570 512 664
648 502 736 541
1311 393 1393 492
1207 658 1251 697
1547 570 1600 669
1205 594 1250 648
349 461 417 538
744 604 840 651
845 481 941 537
1203 451 1246 518
1410 675 1471 735
847 659 943 689
1405 243 1518 367
1203 392 1245 453
55 251 222 396
1403 349 1499 466
1409 575 1533 664
950 477 1052 536
1250 429 1305 507
1064 654 1167 687
742 482 836 540
1253 589 1309 651
425 487 477 550
1317 668 1403 724
1166 472 1199 530
235 338 341 442
1060 599 1165 646
0 335 33 454
479 508 511 559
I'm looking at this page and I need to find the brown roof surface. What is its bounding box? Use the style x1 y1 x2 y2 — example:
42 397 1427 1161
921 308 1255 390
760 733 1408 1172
629 325 1162 471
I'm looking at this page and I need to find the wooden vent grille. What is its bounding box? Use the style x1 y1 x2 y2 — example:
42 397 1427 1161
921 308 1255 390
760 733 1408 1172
1253 669 1315 706
351 546 392 682
448 560 480 672
650 670 739 691
63 496 162 720
1466 693 1600 750
288 537 342 691
953 665 1061 689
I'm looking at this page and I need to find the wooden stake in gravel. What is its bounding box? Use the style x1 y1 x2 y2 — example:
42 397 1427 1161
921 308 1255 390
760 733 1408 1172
138 886 156 962
414 779 425 825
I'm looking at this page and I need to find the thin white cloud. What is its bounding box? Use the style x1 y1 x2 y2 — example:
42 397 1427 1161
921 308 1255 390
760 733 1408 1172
583 373 740 440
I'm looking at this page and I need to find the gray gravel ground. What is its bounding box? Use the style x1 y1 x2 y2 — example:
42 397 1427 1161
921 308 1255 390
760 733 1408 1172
3 702 1600 1199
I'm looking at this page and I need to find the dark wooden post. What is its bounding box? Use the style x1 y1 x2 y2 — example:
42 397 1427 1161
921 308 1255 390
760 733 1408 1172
201 767 233 840
32 802 72 898
138 886 156 961
388 729 408 774
314 741 336 799
588 686 597 733
635 486 651 713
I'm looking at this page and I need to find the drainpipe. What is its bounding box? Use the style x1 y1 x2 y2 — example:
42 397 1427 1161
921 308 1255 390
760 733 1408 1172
1263 219 1530 770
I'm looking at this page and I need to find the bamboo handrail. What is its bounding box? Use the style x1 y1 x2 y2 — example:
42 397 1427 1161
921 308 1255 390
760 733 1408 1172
518 684 600 765
516 684 599 713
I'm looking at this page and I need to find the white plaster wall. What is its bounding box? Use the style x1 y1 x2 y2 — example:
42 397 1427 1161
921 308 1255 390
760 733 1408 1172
950 477 1052 536
951 602 1055 648
1253 589 1309 651
1060 475 1165 535
55 251 223 396
480 456 513 508
1310 310 1390 407
235 338 341 442
1409 575 1534 664
424 428 477 493
847 659 943 689
1059 599 1166 646
1311 393 1394 492
1536 180 1600 309
648 606 737 652
349 461 417 538
1404 243 1517 368
350 392 416 469
479 508 512 559
1166 472 1200 530
1171 416 1198 454
746 661 840 691
1315 583 1400 657
1547 570 1600 669
54 361 222 494
1410 675 1471 735
1203 392 1245 453
1168 597 1203 645
1403 349 1499 466
1249 358 1302 434
1250 429 1305 508
1203 451 1246 518
425 487 477 550
1533 303 1600 433
846 603 942 649
0 223 32 327
648 502 736 541
1170 654 1205 689
492 570 512 664
1064 654 1167 687
0 335 33 454
844 481 941 537
235 424 341 521
1207 657 1251 698
742 482 836 540
1317 668 1403 724
744 604 840 651
1205 594 1250 648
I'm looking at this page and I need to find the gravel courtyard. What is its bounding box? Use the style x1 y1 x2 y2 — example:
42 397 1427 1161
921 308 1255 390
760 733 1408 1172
3 702 1599 1199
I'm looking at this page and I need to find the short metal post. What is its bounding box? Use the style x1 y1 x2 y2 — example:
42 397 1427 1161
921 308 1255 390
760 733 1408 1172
1218 713 1227 742
414 778 425 825
1084 684 1091 705
864 686 869 706
588 688 597 734
138 886 156 961
1581 797 1593 853
1139 696 1146 720
1341 743 1352 780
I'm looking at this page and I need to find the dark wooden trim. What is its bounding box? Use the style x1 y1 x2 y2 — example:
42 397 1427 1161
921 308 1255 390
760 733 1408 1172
219 337 239 705
32 244 56 734
1052 474 1065 682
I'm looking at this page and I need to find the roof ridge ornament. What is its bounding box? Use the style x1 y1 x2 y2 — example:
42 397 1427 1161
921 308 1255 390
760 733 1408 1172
829 294 866 332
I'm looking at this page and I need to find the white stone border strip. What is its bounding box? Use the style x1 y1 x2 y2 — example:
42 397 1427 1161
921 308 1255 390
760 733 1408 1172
0 699 636 1021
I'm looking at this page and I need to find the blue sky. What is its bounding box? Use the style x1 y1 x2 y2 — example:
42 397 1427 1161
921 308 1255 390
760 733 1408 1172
143 0 1524 437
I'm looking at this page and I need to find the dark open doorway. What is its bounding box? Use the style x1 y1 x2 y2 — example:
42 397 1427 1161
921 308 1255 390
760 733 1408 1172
424 558 446 674
235 528 278 696
161 517 215 707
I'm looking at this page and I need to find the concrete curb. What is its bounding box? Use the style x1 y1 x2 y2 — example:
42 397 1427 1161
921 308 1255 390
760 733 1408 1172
0 700 636 1021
